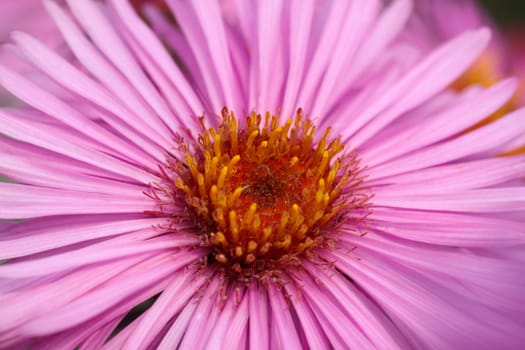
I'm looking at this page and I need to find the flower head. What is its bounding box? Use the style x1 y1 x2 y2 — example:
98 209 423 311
1 0 525 349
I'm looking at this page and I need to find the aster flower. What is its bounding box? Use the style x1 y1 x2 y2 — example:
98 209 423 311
1 0 525 349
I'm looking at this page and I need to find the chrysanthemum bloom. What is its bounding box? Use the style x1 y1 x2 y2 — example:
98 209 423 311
1 0 525 349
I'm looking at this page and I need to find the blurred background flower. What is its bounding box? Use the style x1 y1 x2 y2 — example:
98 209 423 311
400 0 525 155
0 1 63 105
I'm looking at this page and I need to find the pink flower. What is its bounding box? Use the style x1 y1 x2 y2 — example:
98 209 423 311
1 1 525 349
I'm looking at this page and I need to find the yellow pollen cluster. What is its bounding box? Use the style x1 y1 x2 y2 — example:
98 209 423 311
175 108 354 269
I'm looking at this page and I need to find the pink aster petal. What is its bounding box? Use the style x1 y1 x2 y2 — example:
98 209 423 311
64 0 185 138
156 298 198 350
78 319 119 350
36 280 165 350
204 286 248 349
297 272 375 349
162 0 226 112
44 0 175 145
374 187 525 213
303 261 411 349
177 0 241 110
369 107 525 180
342 28 491 146
310 0 381 118
100 314 145 350
0 0 63 105
326 249 525 349
282 282 331 349
340 232 525 314
279 0 315 118
0 255 144 336
0 234 196 278
122 271 207 349
251 0 285 111
144 4 211 100
336 0 413 94
110 0 206 117
0 63 158 169
0 136 149 193
295 0 354 114
11 31 168 163
267 282 303 349
370 155 525 192
177 276 222 349
17 250 204 336
221 290 249 349
0 215 168 259
0 183 152 219
362 78 518 167
0 111 153 183
247 283 270 350
370 207 525 247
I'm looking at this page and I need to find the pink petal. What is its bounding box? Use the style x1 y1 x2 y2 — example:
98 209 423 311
370 207 525 247
374 187 525 213
0 183 152 219
368 107 525 180
0 110 153 183
44 0 174 145
267 282 303 349
17 249 204 336
342 28 490 146
247 283 270 350
122 270 207 349
362 78 517 167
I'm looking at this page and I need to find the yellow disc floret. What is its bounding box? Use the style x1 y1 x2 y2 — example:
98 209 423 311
171 108 365 274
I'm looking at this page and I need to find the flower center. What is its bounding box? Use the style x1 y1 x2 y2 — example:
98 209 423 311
169 108 365 276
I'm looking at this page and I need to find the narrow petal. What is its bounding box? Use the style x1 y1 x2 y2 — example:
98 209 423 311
11 31 168 163
283 282 331 349
368 107 525 180
17 250 204 336
44 0 174 145
0 110 153 183
0 235 197 278
374 187 525 213
370 155 525 192
342 28 490 146
248 283 270 350
0 215 168 259
370 207 525 247
110 0 206 118
0 183 152 219
156 300 198 350
178 276 221 349
267 282 303 349
122 270 207 350
362 79 517 167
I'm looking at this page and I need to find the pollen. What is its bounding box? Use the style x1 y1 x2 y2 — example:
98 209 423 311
170 108 366 276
